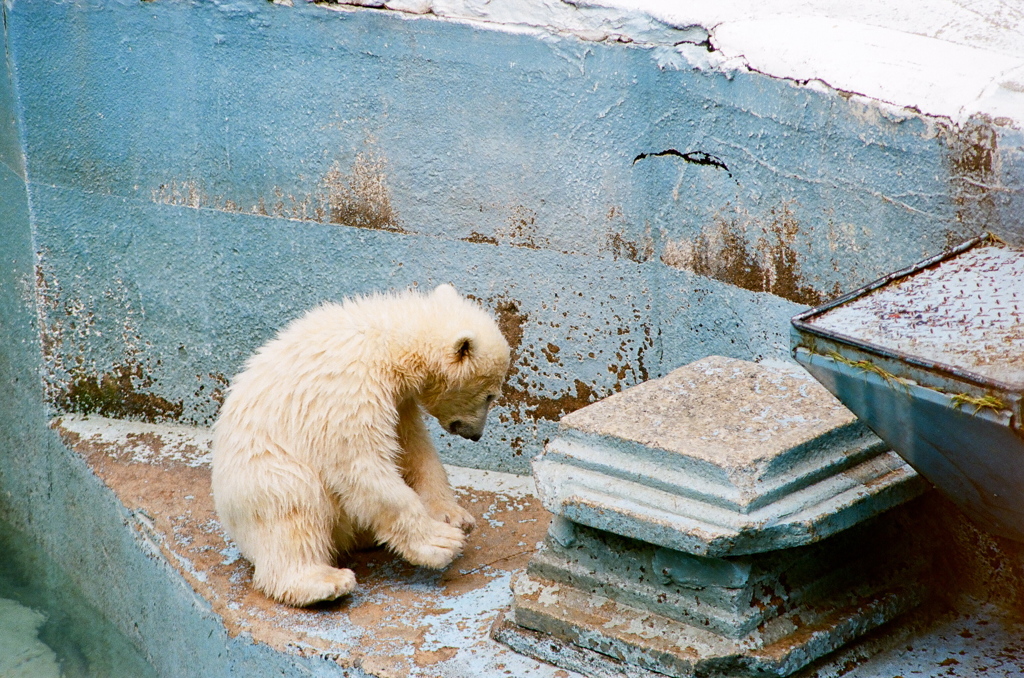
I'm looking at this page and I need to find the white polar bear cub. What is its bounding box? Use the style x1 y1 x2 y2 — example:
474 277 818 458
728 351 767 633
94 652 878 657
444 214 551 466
211 285 510 607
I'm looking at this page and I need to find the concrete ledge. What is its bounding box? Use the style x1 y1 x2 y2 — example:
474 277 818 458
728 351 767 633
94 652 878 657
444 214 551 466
52 415 571 678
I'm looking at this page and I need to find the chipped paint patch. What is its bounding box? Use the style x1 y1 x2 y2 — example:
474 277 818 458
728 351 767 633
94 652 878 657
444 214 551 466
482 292 653 429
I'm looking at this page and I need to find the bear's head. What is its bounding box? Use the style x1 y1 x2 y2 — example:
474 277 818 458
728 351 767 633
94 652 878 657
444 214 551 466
420 285 511 442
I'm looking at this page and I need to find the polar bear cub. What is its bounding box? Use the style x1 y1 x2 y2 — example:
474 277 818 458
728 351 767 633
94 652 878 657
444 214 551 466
211 285 510 606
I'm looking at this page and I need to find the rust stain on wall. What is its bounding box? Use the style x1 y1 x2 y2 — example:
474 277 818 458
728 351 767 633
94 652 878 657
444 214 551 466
949 120 996 177
661 203 827 306
602 206 654 264
943 118 1000 248
152 145 404 233
322 149 402 232
495 206 548 250
605 229 654 264
58 363 184 421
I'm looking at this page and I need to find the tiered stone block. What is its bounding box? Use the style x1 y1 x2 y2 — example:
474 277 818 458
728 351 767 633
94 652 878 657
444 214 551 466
495 356 930 678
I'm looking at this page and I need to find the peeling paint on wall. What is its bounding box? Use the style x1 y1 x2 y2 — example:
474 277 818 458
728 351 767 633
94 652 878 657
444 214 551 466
480 295 602 431
479 290 653 446
33 253 189 423
661 203 832 306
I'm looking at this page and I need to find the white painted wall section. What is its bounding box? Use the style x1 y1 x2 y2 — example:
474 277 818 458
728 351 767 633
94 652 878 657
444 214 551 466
330 0 1024 123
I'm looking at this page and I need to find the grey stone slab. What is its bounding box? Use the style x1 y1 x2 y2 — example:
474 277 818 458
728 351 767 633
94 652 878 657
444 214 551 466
557 356 870 482
505 356 935 677
533 356 926 556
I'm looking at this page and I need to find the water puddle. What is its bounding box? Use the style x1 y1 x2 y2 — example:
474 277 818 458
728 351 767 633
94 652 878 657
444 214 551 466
0 518 158 678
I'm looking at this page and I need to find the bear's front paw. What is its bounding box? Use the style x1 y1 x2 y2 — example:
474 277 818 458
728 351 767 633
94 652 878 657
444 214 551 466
426 500 477 534
400 519 467 569
261 565 357 607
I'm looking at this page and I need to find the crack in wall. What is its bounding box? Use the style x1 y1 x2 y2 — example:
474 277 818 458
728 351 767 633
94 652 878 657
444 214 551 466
632 149 734 180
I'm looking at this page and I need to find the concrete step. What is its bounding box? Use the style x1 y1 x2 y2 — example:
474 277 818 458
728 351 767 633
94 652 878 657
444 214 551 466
51 415 575 678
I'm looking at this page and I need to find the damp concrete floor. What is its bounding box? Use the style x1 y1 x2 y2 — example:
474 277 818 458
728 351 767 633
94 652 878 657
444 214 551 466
52 414 1024 678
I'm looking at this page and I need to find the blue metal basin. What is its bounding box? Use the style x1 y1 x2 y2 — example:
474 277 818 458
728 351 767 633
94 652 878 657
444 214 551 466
791 236 1024 541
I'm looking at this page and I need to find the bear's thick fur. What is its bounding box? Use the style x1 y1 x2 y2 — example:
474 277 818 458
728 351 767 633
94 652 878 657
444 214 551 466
211 285 510 606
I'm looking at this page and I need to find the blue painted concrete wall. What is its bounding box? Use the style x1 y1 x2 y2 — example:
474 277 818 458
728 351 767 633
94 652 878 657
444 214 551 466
2 0 1023 672
4 0 1022 477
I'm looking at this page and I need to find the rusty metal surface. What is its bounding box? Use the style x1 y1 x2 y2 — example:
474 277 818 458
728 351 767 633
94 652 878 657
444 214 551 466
791 237 1024 542
50 415 567 678
794 237 1024 392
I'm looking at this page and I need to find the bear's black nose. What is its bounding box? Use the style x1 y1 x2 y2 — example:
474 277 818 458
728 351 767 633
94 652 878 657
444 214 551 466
469 433 482 442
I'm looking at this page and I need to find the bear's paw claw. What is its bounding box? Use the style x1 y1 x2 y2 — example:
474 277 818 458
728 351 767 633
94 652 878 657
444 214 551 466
401 520 466 569
427 500 477 534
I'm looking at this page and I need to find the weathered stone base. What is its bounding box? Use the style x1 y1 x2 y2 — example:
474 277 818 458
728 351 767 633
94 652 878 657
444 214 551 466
498 573 924 678
496 510 932 678
531 516 926 640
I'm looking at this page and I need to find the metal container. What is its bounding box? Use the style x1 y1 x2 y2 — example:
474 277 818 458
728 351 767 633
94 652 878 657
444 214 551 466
791 236 1024 541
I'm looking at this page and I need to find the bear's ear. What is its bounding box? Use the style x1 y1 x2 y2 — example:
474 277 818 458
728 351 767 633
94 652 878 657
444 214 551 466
452 332 476 363
433 284 460 301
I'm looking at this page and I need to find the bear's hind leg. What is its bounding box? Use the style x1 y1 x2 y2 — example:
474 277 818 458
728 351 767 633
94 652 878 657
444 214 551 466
249 506 357 607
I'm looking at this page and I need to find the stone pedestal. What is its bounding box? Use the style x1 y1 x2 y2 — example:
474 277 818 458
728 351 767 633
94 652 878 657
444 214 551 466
495 356 931 678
